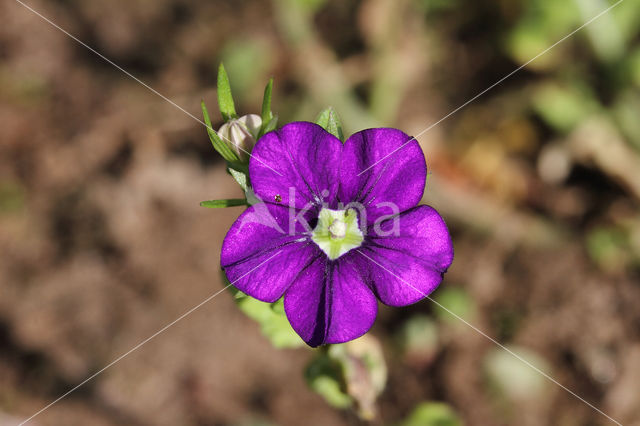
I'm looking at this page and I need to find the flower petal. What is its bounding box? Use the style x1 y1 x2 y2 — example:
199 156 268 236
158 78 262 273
250 122 342 209
339 128 426 224
221 202 318 302
358 205 453 306
284 253 378 347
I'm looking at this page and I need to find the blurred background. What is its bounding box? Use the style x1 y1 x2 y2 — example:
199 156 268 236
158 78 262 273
1 0 640 425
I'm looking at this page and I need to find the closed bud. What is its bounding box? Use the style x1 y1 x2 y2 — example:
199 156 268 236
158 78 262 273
217 114 262 162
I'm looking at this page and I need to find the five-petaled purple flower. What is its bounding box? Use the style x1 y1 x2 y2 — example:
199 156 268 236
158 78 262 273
221 122 454 347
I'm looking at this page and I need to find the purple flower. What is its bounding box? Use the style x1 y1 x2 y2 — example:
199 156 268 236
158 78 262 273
221 122 454 347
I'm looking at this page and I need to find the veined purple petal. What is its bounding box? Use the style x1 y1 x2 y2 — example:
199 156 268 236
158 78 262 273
339 128 426 224
220 123 454 347
250 122 342 209
358 205 454 306
283 253 378 347
221 202 318 303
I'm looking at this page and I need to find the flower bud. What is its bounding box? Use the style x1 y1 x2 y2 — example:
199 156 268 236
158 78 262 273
217 114 262 162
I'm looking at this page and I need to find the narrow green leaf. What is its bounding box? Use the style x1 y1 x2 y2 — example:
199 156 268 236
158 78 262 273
261 78 274 123
200 198 247 208
315 107 344 141
201 100 239 163
258 78 275 138
217 63 237 121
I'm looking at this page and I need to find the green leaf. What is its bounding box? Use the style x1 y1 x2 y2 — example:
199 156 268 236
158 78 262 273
578 0 625 63
506 0 579 71
201 100 239 163
315 107 344 141
305 354 353 410
236 295 305 348
310 376 352 409
401 402 462 426
199 199 247 208
259 78 274 138
270 297 286 315
222 269 304 349
217 63 237 122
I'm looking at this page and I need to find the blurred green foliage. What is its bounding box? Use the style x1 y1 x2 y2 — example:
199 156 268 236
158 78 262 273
305 336 387 420
234 292 305 349
484 346 550 402
400 401 463 426
0 68 48 106
587 224 640 272
291 0 328 13
433 287 476 325
220 39 274 103
305 350 354 410
508 0 640 150
0 181 24 214
531 81 598 133
399 315 439 365
223 272 304 349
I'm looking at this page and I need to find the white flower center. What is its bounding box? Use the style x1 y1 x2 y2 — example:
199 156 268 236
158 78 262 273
311 208 364 260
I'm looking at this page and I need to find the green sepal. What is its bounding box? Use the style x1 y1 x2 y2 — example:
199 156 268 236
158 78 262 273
315 107 344 141
227 167 249 192
258 78 275 138
261 115 278 136
201 100 239 163
217 63 238 122
200 199 247 208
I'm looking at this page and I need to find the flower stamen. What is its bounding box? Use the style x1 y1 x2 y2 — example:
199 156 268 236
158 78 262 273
328 219 347 239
